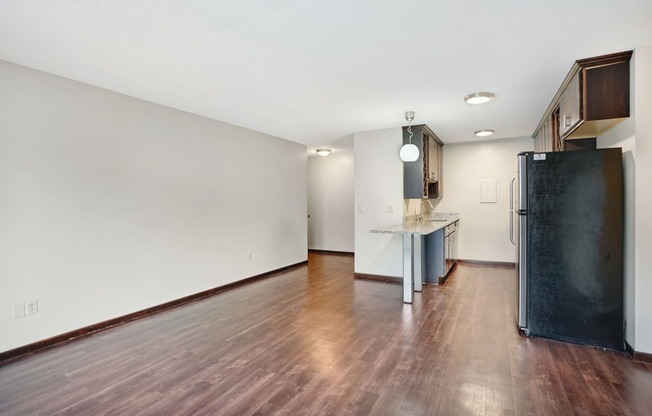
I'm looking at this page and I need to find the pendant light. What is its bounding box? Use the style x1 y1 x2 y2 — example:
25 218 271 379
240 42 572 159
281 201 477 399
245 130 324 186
400 111 419 162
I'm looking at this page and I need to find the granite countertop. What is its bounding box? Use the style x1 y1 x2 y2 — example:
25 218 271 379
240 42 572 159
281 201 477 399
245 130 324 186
370 212 460 235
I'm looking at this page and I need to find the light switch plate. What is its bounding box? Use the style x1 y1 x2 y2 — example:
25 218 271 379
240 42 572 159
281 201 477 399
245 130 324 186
13 303 26 319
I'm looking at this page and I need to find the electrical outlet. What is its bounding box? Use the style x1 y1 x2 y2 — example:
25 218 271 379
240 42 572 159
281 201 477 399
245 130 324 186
386 205 394 213
247 252 253 262
13 303 26 319
358 205 364 213
26 299 38 316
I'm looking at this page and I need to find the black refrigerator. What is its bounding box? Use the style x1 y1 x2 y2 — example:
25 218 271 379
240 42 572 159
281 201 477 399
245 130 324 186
510 148 624 350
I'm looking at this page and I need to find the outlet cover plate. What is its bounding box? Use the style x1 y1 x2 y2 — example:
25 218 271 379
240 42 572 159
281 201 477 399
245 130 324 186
26 299 38 316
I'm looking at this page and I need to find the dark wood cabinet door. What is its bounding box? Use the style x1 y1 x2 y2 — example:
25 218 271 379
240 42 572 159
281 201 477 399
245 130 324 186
584 60 630 121
559 73 581 137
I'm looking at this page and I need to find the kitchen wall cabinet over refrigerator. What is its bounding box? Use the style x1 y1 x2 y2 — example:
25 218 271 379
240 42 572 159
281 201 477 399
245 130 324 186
403 124 444 199
534 110 561 152
558 51 631 140
532 50 632 152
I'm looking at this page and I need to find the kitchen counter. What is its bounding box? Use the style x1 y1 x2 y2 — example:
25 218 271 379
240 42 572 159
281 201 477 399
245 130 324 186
370 213 459 304
369 218 457 236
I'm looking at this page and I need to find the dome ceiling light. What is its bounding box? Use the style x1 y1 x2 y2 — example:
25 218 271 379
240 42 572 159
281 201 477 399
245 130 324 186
316 148 332 157
464 92 495 105
474 129 495 137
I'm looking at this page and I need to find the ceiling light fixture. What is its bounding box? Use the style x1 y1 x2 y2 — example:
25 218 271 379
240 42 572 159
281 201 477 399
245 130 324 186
464 92 495 105
399 111 419 162
474 129 495 137
316 148 331 157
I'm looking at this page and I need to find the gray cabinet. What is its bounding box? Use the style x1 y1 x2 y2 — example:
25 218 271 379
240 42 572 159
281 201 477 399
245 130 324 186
424 220 458 284
444 221 458 275
403 124 444 199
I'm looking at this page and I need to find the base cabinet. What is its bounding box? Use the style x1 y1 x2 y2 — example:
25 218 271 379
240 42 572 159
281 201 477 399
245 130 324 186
424 221 458 284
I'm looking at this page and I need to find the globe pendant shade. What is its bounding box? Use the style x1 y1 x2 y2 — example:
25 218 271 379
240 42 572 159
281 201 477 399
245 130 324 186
399 144 419 162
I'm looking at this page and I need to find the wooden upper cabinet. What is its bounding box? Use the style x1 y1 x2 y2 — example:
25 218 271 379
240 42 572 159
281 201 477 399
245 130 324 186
428 135 440 182
403 124 444 200
533 50 632 148
533 109 561 152
558 73 581 137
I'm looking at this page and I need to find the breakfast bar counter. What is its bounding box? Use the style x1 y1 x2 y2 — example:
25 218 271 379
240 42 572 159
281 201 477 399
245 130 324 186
370 214 459 303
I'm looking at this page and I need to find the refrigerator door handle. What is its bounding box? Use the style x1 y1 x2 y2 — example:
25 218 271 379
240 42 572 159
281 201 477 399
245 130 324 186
517 154 528 332
509 176 516 245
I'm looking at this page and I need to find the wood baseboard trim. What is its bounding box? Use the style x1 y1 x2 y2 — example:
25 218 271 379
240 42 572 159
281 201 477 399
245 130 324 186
625 341 635 358
308 249 354 257
354 272 402 285
0 260 308 366
437 262 459 285
625 341 652 363
458 259 516 268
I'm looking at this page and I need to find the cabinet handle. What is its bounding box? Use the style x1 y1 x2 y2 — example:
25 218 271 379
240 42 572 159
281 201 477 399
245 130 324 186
509 176 516 245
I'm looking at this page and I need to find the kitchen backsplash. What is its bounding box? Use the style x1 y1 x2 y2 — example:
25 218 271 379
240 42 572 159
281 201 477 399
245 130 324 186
403 198 458 223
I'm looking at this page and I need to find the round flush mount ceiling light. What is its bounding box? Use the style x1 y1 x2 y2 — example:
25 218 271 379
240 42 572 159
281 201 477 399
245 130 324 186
464 92 495 105
474 129 495 137
316 148 332 157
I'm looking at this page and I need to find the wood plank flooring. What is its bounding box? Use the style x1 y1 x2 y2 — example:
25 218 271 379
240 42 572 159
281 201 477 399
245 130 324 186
1 252 651 415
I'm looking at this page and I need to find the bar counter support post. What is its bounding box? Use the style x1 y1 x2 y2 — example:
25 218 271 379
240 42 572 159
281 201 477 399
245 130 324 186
414 235 423 293
402 234 414 303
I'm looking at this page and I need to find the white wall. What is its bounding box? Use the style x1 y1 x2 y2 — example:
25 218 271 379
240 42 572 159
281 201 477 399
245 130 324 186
437 137 534 262
354 128 404 276
632 45 652 354
597 59 636 346
599 122 635 345
597 44 652 354
307 145 354 252
0 60 307 354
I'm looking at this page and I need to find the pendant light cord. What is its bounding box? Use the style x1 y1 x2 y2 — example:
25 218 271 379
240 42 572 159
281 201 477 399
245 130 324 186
405 111 414 144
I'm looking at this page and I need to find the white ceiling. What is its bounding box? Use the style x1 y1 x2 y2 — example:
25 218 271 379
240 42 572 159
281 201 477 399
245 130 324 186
2 1 652 152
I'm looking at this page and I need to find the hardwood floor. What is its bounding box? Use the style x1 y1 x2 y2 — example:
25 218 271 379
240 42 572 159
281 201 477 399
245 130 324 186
1 252 651 415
